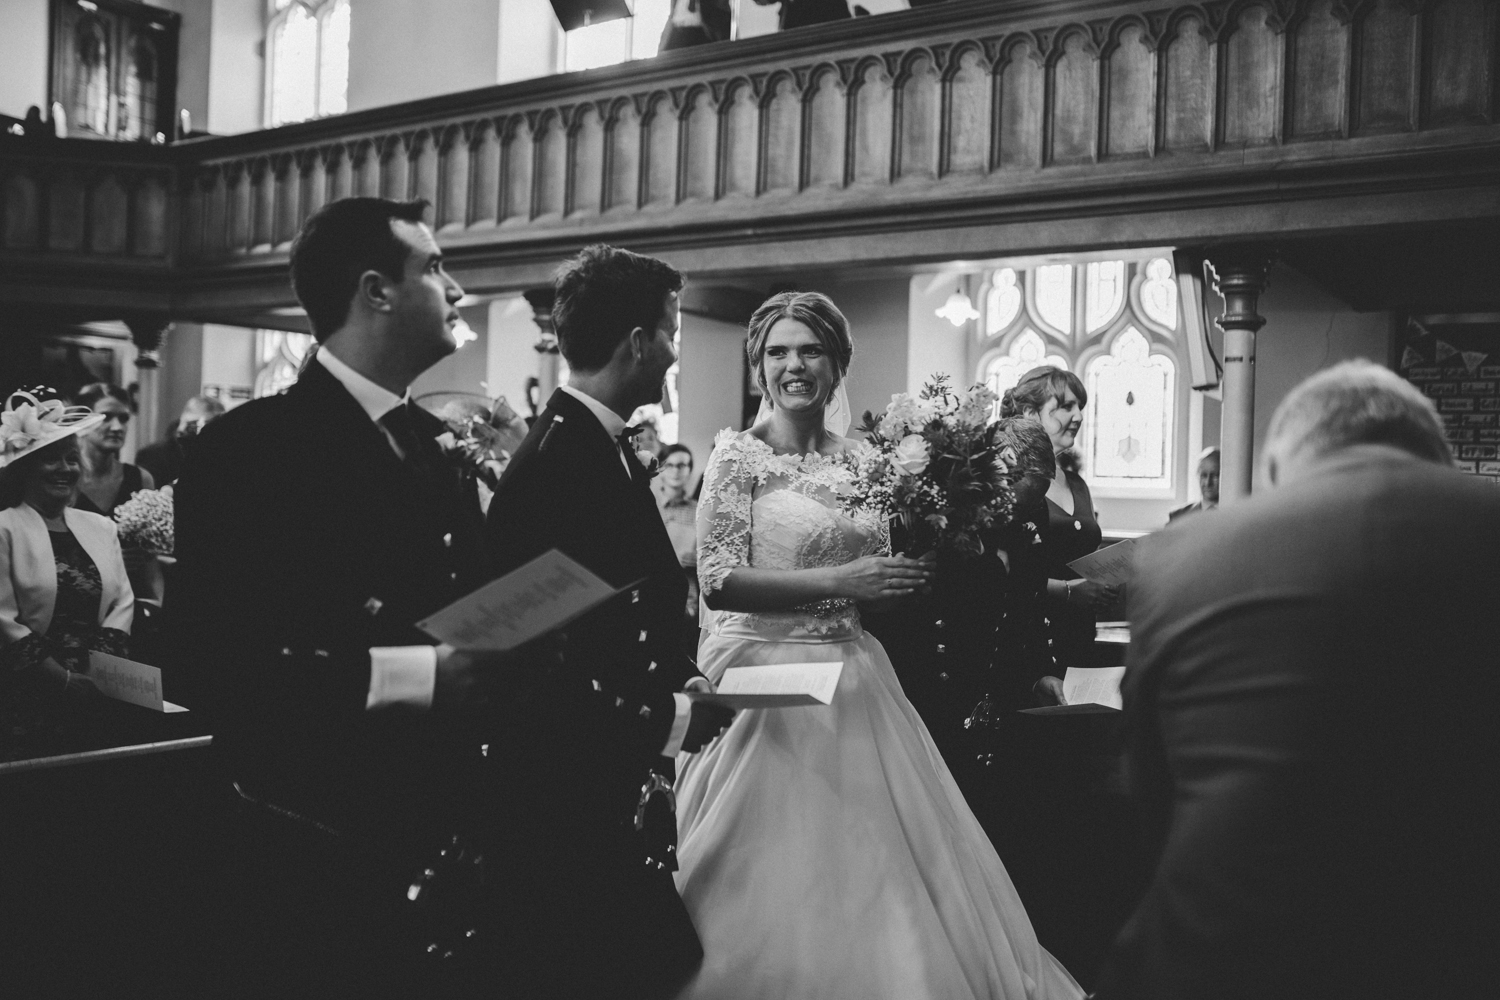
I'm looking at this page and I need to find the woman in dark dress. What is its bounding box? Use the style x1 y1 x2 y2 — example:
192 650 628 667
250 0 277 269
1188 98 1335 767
999 367 1118 704
73 383 158 602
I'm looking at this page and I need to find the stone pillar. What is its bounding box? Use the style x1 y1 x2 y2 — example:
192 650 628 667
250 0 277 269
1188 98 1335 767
1205 252 1271 503
524 287 559 407
126 316 172 446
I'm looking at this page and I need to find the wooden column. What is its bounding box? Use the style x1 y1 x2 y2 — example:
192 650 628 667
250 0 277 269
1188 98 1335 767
126 316 171 447
1206 253 1271 503
524 287 560 404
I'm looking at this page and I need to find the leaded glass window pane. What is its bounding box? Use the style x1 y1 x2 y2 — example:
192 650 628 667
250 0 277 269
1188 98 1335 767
1085 260 1125 333
565 17 631 72
1141 257 1178 330
1083 327 1175 489
985 268 1021 336
983 329 1070 399
317 0 350 117
269 4 318 126
1034 264 1073 333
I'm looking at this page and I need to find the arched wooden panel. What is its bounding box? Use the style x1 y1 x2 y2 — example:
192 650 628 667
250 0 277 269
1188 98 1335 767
763 75 802 192
1104 24 1154 159
897 52 940 181
354 143 379 197
410 133 440 209
438 130 470 230
805 68 845 189
1050 31 1099 164
329 147 353 202
181 178 205 259
1222 5 1280 147
570 104 605 217
535 112 567 218
227 167 251 252
502 119 534 224
605 100 641 212
2 173 41 249
1289 1 1348 140
132 176 168 256
1424 0 1494 126
379 139 409 200
852 60 893 184
47 173 87 251
1354 0 1416 134
997 42 1044 170
470 122 501 226
89 175 129 255
722 82 759 197
681 87 718 201
1161 16 1214 151
304 155 328 222
204 171 227 257
273 160 300 248
252 164 275 250
945 46 991 176
644 95 678 208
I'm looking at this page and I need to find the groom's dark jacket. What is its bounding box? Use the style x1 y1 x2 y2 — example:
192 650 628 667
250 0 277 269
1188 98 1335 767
171 360 492 859
483 387 704 996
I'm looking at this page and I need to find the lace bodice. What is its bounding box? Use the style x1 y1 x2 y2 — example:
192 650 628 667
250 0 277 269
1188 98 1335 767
697 429 888 641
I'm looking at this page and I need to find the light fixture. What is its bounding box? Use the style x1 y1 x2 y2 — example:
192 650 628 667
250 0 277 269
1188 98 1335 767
936 289 980 328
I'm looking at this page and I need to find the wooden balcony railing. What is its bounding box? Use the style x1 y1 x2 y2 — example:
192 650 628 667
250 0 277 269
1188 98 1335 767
3 0 1498 316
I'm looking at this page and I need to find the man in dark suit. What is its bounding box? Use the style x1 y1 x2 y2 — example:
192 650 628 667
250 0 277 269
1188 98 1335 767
484 244 733 999
172 197 525 997
1097 361 1500 1000
1166 446 1218 523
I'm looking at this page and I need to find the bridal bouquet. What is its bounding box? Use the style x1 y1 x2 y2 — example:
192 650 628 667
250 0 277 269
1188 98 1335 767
114 485 175 557
842 377 1013 558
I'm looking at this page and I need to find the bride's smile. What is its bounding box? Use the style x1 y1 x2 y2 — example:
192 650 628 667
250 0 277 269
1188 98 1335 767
762 318 836 414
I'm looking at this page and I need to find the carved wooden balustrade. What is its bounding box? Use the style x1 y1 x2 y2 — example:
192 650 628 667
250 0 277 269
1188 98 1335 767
2 0 1497 316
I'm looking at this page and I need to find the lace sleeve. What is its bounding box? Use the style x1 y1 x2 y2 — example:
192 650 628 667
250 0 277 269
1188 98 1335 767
696 430 759 600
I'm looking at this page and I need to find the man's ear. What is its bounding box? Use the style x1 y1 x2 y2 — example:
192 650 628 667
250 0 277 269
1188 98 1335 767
626 325 651 364
357 269 395 314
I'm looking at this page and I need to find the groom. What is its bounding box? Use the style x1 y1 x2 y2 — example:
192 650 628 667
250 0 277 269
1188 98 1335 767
484 244 733 999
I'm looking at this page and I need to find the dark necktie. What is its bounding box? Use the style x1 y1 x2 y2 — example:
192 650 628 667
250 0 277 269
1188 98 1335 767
380 403 435 477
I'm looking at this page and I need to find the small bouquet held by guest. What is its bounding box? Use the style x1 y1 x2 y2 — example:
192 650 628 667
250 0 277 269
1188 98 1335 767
842 376 1013 558
113 485 175 559
421 392 530 512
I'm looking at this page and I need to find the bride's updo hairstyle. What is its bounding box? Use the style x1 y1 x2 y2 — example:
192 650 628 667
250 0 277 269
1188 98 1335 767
745 291 854 396
997 365 1088 420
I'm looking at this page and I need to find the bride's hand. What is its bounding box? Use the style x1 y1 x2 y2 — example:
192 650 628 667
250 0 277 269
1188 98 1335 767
834 554 934 603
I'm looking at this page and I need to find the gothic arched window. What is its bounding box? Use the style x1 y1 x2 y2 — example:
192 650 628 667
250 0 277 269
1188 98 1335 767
977 255 1185 496
266 0 350 127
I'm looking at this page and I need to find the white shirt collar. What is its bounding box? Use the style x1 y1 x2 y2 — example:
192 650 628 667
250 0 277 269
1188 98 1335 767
317 349 408 424
559 385 628 440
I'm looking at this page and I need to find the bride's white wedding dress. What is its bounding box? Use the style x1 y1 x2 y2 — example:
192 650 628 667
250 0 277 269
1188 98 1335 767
673 430 1082 1000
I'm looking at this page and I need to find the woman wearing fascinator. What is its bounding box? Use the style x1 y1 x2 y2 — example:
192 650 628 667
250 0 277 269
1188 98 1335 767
0 389 134 760
673 291 1083 999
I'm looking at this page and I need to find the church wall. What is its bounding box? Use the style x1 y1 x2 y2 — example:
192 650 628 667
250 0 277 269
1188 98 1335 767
161 322 206 434
346 0 502 113
0 0 49 120
677 313 747 470
410 303 491 398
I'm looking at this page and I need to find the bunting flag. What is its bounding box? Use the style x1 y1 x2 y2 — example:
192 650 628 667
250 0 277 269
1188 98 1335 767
1400 345 1425 369
1435 339 1459 362
1462 350 1489 374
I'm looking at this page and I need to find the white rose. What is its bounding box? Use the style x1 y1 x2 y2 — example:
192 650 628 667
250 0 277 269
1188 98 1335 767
892 433 930 476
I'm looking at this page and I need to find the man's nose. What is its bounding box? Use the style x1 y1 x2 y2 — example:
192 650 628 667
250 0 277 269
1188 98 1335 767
445 274 465 303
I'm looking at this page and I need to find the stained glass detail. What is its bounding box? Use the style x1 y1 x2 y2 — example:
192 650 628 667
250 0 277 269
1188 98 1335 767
254 330 316 398
73 16 112 136
1085 260 1124 333
269 4 318 126
1083 327 1175 489
985 268 1021 336
317 0 350 116
1035 264 1073 333
1141 257 1178 330
982 330 1070 400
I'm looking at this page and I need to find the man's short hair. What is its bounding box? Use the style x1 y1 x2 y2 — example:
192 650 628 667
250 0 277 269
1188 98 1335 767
1263 360 1451 470
289 197 430 341
552 245 685 371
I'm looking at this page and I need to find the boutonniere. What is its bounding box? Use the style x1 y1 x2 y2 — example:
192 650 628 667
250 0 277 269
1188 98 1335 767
437 417 510 490
637 449 662 479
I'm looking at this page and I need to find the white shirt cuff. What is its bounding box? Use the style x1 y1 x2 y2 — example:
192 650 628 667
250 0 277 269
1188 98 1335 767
661 692 694 757
366 645 437 710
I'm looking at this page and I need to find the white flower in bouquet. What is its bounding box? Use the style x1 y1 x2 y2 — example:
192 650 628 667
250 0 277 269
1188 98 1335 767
891 434 931 476
113 485 175 557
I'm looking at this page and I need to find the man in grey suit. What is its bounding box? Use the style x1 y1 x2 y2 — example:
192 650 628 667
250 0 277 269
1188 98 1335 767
1097 360 1500 1000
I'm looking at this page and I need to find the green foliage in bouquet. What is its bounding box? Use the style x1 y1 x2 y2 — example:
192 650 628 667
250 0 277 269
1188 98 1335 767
842 376 1013 558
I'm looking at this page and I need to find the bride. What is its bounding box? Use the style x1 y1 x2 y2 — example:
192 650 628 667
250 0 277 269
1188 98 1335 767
674 291 1083 1000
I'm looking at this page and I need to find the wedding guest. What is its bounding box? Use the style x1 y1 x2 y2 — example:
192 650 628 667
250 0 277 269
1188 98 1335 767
1099 361 1500 1000
74 382 156 516
658 443 700 637
172 197 533 998
0 393 133 760
136 394 224 487
485 244 733 1000
658 0 731 51
999 367 1118 705
753 0 851 29
1167 447 1219 522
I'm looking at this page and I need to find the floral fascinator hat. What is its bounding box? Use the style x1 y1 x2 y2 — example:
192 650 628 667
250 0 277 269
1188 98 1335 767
0 388 105 469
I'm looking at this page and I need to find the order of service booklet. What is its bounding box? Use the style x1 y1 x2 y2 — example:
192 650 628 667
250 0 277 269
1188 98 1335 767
688 661 844 708
418 548 641 651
